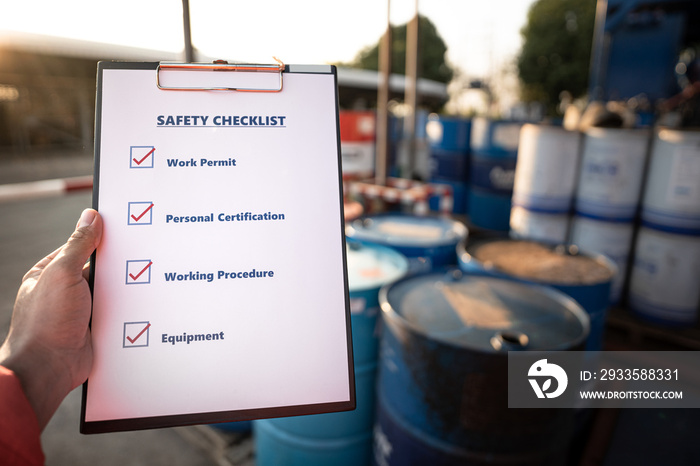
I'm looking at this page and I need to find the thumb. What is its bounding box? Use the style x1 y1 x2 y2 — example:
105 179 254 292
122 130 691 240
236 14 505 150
54 209 103 273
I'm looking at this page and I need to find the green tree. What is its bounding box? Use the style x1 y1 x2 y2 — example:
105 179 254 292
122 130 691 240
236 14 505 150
517 0 596 115
343 15 454 84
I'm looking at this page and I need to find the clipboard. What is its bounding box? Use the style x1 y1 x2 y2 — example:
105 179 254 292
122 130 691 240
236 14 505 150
81 61 354 434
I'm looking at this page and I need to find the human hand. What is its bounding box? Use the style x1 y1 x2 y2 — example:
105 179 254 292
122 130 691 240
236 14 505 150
0 208 102 430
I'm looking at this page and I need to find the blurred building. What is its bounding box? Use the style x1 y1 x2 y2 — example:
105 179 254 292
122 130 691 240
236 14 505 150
0 31 182 154
0 31 447 156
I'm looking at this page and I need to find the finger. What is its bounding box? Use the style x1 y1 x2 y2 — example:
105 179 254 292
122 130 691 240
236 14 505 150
82 261 92 281
51 209 103 276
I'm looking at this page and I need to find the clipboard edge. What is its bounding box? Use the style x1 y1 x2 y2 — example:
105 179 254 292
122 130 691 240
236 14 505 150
80 398 356 434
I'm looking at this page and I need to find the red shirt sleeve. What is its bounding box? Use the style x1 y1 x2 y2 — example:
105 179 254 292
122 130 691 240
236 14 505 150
0 365 45 466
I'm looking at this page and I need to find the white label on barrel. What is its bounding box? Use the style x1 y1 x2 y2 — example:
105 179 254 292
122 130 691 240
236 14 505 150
666 146 700 208
578 145 646 206
489 166 515 190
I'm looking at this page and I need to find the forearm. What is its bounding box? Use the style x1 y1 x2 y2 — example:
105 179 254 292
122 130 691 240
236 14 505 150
0 342 73 431
0 364 46 465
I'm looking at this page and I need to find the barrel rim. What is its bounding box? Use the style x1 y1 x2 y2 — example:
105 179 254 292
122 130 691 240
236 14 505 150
378 268 591 354
346 213 468 247
457 238 619 288
346 240 410 292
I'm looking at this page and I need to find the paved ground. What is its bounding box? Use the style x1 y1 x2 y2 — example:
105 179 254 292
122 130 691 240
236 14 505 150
0 149 94 185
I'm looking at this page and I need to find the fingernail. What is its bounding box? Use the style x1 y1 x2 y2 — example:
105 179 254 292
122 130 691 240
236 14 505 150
77 209 97 228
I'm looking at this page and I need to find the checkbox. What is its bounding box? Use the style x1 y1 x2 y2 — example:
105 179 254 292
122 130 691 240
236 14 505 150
130 146 155 168
128 202 154 225
123 321 151 348
126 260 153 285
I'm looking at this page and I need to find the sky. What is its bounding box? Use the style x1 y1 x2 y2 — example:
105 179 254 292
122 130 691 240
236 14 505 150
0 0 536 81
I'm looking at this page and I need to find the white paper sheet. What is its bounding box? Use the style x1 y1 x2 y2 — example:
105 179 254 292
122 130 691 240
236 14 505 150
82 63 353 432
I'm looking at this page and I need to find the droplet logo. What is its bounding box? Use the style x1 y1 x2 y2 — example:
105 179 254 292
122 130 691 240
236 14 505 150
528 359 568 399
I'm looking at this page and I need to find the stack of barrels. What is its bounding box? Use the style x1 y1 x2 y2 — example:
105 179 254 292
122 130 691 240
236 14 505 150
510 122 700 325
253 117 699 466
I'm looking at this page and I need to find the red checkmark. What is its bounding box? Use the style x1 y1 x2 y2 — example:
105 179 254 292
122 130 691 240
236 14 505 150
126 323 151 344
133 147 155 165
131 203 154 222
129 261 153 281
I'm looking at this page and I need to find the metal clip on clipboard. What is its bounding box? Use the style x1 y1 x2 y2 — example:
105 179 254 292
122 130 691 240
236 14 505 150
156 57 286 92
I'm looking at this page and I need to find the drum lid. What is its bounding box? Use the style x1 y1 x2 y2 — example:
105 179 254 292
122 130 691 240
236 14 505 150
381 270 590 353
346 214 467 247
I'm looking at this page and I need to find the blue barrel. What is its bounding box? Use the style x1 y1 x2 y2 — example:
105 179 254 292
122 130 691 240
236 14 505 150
255 423 370 465
255 362 375 465
345 214 468 274
458 239 616 351
390 110 431 179
426 115 471 215
254 242 408 466
426 115 471 186
345 241 410 364
373 270 589 465
469 118 523 231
